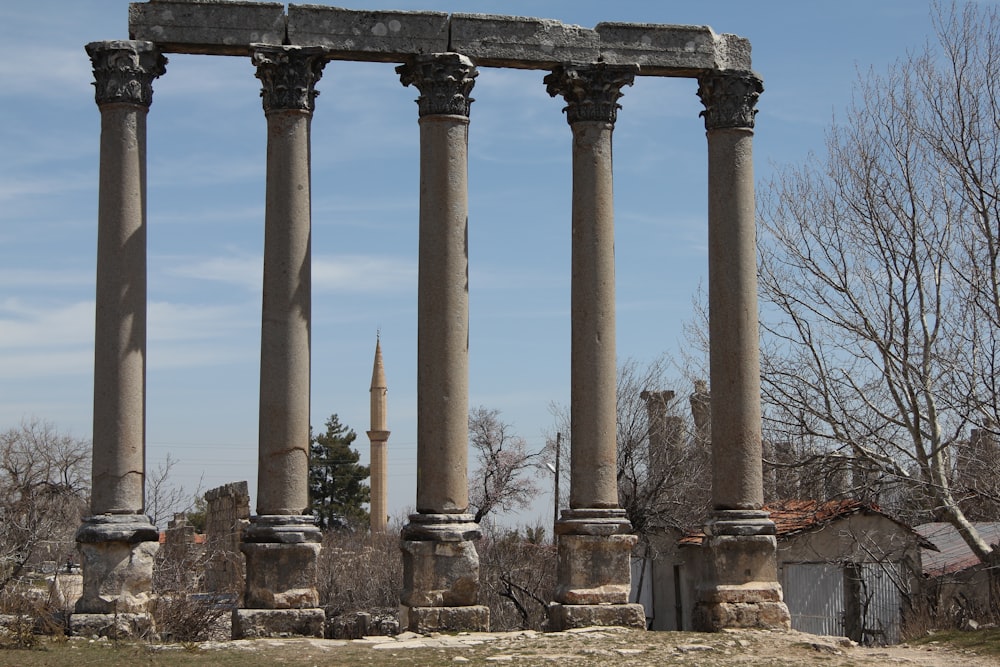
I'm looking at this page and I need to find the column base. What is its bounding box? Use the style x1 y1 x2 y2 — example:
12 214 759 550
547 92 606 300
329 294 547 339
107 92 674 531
553 509 637 605
399 604 490 633
69 612 153 639
241 515 321 609
74 514 159 614
692 510 790 632
400 513 488 632
546 602 646 631
232 608 325 638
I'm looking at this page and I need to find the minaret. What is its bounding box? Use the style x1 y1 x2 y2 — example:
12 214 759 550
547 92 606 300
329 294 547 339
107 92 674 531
367 335 390 533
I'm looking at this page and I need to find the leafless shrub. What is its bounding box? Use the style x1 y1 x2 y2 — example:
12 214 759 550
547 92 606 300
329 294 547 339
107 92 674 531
478 524 557 631
317 528 401 632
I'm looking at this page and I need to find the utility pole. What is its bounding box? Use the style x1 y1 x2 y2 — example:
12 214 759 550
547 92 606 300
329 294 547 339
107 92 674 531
554 432 561 527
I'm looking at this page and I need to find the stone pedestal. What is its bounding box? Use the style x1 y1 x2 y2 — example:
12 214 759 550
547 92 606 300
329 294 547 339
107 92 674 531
692 511 791 631
241 515 321 609
399 513 489 633
547 509 645 630
233 608 325 639
74 515 159 616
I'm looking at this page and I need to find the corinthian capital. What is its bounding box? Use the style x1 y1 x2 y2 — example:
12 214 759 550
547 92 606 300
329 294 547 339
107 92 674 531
252 45 327 113
86 40 166 108
397 53 478 118
697 71 763 131
544 63 638 125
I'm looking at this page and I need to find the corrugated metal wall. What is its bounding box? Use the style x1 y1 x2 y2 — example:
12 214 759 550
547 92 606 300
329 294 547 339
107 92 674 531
858 562 902 645
783 563 846 637
782 562 903 645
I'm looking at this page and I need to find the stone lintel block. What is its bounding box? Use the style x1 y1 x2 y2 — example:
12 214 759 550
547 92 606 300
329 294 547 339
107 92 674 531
287 6 448 61
400 538 480 607
233 608 325 638
400 604 489 633
692 600 790 632
546 603 646 631
554 533 635 605
69 613 153 639
75 540 158 614
595 23 751 76
450 13 599 70
128 1 287 56
242 542 320 608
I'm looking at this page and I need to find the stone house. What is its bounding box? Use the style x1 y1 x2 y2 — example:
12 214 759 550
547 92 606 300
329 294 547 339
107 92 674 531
640 499 929 644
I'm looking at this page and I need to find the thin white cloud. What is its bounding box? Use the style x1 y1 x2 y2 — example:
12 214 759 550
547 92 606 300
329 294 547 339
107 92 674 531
0 268 92 288
0 299 94 348
165 253 417 293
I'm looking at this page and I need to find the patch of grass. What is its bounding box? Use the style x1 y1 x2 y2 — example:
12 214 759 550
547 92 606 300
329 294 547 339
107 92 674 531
909 628 1000 655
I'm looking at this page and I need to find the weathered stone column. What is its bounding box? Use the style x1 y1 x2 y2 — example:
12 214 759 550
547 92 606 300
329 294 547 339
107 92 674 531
396 53 488 633
236 45 327 640
75 41 165 626
693 71 790 631
544 63 645 631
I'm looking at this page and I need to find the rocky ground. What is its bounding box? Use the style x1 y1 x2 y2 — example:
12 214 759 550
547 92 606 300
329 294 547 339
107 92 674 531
123 625 998 666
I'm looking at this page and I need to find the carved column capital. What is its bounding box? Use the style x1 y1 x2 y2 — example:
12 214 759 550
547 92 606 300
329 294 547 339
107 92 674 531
397 53 478 118
252 45 327 114
545 63 638 125
697 71 763 131
86 40 166 108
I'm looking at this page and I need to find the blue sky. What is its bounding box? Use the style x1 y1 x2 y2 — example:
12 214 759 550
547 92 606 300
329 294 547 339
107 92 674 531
1 1 945 527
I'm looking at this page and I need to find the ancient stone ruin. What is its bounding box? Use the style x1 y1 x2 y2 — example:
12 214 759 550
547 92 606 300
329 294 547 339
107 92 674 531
77 0 789 637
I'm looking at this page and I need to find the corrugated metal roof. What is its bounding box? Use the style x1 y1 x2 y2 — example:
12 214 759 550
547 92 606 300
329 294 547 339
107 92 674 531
679 499 931 548
914 522 1000 576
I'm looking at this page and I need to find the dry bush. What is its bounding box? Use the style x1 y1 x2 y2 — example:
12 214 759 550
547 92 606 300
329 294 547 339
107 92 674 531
478 525 557 631
317 528 401 633
152 546 240 642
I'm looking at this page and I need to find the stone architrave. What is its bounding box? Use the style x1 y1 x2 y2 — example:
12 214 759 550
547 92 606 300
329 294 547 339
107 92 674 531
238 45 327 637
396 52 489 633
75 40 165 622
544 63 645 631
693 71 790 631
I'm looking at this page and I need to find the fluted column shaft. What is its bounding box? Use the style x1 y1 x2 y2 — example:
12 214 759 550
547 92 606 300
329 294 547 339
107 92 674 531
253 46 326 517
87 40 165 517
399 54 477 515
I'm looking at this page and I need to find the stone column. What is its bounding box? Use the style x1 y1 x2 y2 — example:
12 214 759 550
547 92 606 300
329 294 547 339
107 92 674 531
544 63 645 631
693 71 790 631
75 41 164 624
396 53 488 633
236 45 327 640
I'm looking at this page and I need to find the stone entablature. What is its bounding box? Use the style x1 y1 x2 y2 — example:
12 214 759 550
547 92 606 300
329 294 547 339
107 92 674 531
129 2 751 73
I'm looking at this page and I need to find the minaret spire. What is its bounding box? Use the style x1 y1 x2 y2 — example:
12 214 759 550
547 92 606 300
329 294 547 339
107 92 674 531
368 333 390 533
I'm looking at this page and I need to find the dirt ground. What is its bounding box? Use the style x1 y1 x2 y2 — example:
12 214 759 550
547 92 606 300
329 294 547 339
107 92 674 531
6 626 1000 667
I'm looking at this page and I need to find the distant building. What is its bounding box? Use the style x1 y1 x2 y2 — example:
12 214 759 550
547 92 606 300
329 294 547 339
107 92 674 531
643 499 929 644
915 521 1000 620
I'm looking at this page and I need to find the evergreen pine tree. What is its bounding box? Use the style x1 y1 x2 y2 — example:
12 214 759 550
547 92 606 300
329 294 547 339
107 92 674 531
308 414 370 529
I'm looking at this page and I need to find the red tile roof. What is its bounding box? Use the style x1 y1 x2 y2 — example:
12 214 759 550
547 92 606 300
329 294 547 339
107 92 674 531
679 499 921 546
914 522 1000 576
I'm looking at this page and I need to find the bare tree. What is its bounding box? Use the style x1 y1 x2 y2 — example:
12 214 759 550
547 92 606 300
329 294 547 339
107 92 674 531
146 453 202 529
0 419 89 593
757 2 999 572
546 355 711 546
468 406 540 524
